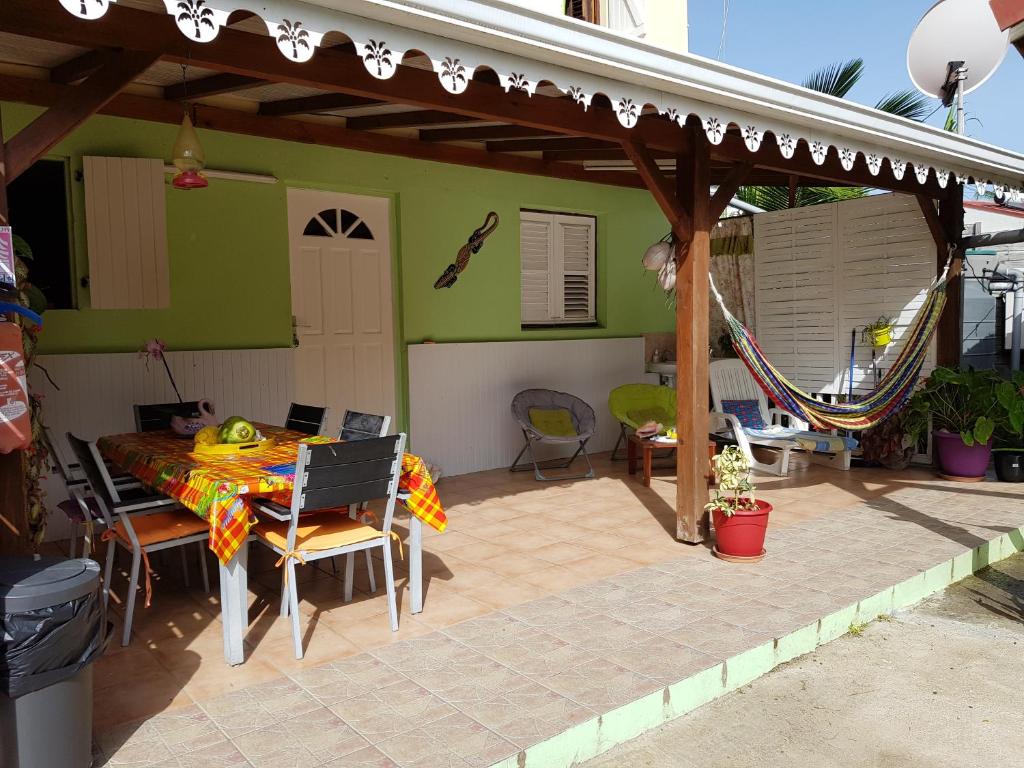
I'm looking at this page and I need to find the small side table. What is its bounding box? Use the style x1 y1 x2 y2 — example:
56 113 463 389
627 435 717 488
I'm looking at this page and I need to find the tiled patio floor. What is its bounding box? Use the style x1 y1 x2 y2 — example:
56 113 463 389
86 452 1024 767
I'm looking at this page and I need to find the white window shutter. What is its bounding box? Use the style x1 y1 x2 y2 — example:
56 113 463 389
555 215 595 322
84 156 169 309
520 212 553 324
607 0 646 38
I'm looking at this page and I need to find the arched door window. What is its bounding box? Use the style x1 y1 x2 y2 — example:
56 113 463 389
302 208 375 240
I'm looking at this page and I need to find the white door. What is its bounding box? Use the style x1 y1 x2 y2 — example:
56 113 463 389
286 189 396 436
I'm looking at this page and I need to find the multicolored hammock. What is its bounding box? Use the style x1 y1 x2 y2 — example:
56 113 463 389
710 256 952 431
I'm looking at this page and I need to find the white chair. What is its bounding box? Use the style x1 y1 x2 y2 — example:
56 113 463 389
253 434 407 659
66 433 211 646
709 359 852 476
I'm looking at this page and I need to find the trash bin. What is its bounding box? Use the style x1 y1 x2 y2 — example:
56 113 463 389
1 557 106 768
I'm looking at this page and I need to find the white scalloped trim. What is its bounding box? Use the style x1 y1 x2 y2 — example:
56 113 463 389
55 0 1024 199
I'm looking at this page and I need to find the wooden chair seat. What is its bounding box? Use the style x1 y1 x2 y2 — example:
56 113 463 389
256 513 385 553
112 511 208 547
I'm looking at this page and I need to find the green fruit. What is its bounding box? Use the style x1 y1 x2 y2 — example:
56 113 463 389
218 416 256 444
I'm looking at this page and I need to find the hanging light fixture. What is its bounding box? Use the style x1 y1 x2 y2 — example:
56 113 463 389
171 64 207 189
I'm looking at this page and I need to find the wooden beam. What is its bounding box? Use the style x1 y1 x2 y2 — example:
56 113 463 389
5 49 158 183
258 93 383 117
420 125 553 142
0 111 7 227
346 110 483 130
0 74 646 192
708 162 753 222
487 137 615 153
787 175 798 208
164 72 264 100
674 126 712 544
915 194 949 252
50 49 108 84
936 186 965 367
622 140 691 240
0 0 689 154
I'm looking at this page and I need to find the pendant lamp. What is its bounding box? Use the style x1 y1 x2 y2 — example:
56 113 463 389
171 112 207 189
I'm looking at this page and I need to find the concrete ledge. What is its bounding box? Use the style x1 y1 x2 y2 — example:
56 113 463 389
490 525 1024 768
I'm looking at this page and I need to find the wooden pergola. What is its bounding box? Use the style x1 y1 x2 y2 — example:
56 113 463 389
0 0 1009 551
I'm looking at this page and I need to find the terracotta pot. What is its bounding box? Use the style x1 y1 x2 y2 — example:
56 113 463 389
712 499 772 558
932 430 992 479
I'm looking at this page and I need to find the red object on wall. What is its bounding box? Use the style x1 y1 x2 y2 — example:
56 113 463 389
0 322 31 453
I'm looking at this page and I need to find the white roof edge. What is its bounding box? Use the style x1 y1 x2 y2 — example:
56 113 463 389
64 0 1024 196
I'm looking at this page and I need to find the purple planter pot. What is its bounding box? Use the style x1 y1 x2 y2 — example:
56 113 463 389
932 430 992 478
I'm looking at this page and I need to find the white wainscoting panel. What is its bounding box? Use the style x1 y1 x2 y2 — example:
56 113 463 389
31 348 294 541
408 337 649 476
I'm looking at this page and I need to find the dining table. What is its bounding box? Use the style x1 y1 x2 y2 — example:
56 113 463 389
98 423 446 665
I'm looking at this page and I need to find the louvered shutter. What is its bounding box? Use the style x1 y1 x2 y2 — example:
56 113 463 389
520 212 553 324
555 214 596 322
753 205 837 393
83 156 169 309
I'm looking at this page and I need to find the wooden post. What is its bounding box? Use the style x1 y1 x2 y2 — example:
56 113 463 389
0 105 30 556
675 127 712 543
936 185 965 367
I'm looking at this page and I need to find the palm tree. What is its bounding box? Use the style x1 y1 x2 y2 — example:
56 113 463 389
736 58 933 211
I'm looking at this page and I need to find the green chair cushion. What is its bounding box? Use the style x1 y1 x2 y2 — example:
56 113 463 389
528 407 577 437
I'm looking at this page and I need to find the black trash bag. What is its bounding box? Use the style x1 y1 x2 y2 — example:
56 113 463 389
1 588 107 699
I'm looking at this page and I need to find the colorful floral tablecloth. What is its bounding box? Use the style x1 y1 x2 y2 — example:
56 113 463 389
98 424 446 565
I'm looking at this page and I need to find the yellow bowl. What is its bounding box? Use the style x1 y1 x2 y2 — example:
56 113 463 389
192 438 275 456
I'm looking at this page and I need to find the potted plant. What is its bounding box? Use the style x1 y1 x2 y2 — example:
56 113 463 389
862 316 895 348
905 366 999 480
706 445 772 561
993 372 1024 482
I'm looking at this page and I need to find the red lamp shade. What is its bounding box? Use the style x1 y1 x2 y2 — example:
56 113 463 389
172 170 208 190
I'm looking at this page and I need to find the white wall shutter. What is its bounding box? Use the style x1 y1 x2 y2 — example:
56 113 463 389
555 214 596 322
520 212 553 324
607 0 646 38
521 211 596 326
753 194 936 398
83 156 169 309
753 205 837 393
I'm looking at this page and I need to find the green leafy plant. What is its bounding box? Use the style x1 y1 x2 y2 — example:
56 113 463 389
905 366 1000 448
705 445 758 517
994 371 1024 449
861 315 894 346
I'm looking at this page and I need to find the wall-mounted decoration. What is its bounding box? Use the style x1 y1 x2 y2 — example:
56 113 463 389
434 211 500 289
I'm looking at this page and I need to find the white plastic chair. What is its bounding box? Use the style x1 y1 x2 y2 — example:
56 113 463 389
709 359 851 476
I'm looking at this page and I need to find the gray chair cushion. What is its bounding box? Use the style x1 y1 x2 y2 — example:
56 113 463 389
511 389 596 442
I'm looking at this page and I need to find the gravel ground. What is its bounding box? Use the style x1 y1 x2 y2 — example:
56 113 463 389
581 552 1024 768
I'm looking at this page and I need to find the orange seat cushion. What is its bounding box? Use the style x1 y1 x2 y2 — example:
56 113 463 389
114 511 208 547
255 513 386 553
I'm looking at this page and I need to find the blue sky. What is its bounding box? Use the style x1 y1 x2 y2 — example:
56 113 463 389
686 0 1024 153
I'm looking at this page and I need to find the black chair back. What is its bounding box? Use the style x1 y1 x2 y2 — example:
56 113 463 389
134 401 201 432
285 403 328 436
281 435 402 548
339 410 390 441
65 433 116 523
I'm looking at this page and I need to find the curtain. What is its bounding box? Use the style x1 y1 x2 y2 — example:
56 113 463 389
710 215 755 356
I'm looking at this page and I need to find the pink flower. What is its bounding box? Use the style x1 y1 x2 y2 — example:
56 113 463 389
140 338 166 361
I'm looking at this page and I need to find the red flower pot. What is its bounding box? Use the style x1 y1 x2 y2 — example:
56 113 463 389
712 499 772 558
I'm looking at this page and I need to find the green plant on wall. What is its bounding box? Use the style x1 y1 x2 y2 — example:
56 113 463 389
11 234 50 546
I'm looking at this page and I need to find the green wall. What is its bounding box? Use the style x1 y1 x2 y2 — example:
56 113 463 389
2 103 674 424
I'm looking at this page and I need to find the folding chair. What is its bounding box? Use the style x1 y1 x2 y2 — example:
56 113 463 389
510 389 596 481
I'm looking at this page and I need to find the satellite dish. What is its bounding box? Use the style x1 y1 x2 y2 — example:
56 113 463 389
907 0 1009 99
